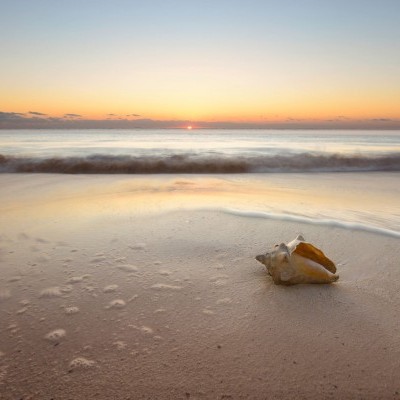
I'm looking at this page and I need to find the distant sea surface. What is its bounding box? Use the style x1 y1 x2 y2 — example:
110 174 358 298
1 129 400 236
0 129 400 174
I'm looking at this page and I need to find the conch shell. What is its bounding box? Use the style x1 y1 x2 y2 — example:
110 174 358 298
255 235 338 285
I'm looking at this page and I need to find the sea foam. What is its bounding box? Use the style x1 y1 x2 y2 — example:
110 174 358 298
219 208 400 239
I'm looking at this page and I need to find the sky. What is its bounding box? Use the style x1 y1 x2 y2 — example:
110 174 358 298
1 0 400 129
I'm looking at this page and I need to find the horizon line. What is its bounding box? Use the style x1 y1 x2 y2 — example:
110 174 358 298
2 127 400 131
1 113 399 130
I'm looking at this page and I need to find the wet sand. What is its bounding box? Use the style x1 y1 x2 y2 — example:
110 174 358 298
1 174 400 399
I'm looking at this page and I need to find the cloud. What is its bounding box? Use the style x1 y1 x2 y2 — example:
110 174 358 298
0 111 25 120
286 117 303 122
28 111 47 116
1 110 399 129
64 113 82 118
325 116 350 122
108 113 142 118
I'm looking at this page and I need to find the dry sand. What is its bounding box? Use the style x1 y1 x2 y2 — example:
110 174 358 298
0 174 399 399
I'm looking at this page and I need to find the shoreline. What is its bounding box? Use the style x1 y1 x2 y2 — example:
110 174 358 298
1 172 399 234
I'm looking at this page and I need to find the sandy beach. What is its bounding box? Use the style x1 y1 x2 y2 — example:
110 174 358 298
2 0 400 396
1 173 400 399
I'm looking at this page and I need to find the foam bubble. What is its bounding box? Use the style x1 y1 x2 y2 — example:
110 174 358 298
140 326 154 335
45 329 66 342
16 307 28 315
103 284 119 293
65 306 79 315
67 276 85 284
150 283 182 291
128 295 138 302
210 274 228 287
214 279 228 287
217 298 233 305
62 285 73 293
158 269 172 276
117 265 138 273
69 357 96 369
7 323 18 332
113 341 127 350
39 286 67 298
210 274 229 282
107 299 126 309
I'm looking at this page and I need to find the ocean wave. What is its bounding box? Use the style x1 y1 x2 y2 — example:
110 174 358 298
219 208 400 239
1 153 400 174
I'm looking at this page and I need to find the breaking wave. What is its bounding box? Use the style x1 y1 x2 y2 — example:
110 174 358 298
1 153 400 174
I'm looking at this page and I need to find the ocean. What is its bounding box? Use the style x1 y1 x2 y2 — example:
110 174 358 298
1 129 399 236
0 129 400 173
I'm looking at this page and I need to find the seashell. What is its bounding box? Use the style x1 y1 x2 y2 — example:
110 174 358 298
255 235 338 285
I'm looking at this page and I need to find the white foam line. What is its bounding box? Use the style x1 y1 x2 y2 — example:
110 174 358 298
204 207 400 239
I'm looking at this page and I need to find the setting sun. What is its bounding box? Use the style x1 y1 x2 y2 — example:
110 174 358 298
187 125 193 130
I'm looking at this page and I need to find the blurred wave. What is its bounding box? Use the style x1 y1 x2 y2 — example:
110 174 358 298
220 208 400 238
1 153 400 174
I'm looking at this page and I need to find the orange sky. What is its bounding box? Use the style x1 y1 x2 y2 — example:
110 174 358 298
1 1 399 128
